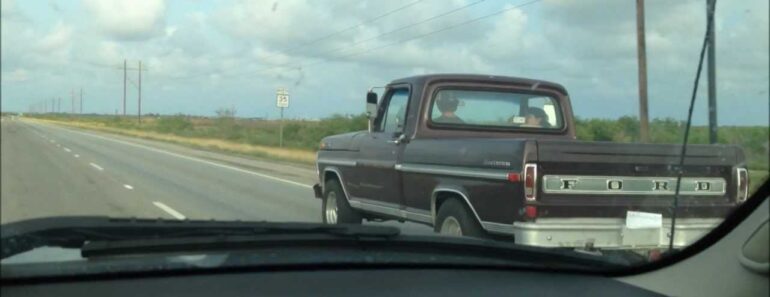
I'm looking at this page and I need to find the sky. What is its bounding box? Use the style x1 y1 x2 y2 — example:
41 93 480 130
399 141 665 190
1 0 768 125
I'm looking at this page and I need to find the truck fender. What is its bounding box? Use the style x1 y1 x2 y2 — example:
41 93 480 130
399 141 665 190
321 167 352 203
430 185 483 227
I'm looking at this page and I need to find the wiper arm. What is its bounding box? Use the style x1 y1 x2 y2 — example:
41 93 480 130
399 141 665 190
1 216 399 259
669 0 718 251
2 217 625 271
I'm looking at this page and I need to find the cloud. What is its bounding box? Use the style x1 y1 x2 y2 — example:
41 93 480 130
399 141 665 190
35 23 73 53
83 0 167 41
1 0 766 124
1 68 30 83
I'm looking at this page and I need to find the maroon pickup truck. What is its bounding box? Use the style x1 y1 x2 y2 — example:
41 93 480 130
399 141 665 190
313 74 749 251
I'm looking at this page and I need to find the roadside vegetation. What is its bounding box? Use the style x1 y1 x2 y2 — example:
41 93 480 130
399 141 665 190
26 113 768 188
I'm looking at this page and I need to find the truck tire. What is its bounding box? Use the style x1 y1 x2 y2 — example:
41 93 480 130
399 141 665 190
435 198 486 238
322 179 362 224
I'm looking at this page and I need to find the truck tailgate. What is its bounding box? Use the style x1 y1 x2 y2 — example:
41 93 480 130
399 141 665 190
533 140 743 218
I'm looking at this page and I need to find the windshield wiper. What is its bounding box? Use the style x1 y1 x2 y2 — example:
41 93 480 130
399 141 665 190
669 0 718 251
1 216 399 259
2 216 627 271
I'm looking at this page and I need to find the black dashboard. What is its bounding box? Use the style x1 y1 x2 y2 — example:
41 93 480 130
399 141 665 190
2 268 661 297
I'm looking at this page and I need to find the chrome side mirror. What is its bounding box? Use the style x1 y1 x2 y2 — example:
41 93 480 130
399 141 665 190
366 91 378 133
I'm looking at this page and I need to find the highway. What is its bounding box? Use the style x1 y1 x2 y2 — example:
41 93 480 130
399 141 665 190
0 118 432 234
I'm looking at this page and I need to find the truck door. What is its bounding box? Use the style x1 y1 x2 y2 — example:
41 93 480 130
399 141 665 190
356 87 410 207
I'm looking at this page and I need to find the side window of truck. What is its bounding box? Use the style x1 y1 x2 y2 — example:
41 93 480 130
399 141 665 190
380 89 410 134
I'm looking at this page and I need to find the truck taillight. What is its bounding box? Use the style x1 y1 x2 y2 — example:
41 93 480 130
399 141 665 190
736 168 749 203
524 163 537 202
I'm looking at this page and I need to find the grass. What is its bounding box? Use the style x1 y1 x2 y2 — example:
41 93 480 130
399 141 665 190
29 118 317 164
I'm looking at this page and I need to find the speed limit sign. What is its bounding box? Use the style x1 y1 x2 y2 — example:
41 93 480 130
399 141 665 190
276 88 289 108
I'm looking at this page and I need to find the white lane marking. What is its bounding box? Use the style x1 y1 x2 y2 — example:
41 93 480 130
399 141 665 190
41 124 313 189
74 154 80 158
50 140 55 143
89 162 104 171
153 202 186 220
56 144 61 148
63 147 72 152
123 184 134 190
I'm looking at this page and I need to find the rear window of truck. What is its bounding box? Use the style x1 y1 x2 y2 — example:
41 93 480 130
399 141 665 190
429 89 564 130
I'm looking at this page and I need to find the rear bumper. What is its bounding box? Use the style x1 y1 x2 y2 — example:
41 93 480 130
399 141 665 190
509 218 723 249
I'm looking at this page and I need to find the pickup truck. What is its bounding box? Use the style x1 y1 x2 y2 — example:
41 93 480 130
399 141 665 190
313 74 750 251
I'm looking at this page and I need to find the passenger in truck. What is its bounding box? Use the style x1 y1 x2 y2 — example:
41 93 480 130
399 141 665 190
523 107 551 128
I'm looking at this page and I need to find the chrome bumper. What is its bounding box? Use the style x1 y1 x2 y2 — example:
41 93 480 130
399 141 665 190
508 218 723 249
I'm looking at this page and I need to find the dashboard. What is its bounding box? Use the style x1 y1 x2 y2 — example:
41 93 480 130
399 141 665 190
2 268 661 297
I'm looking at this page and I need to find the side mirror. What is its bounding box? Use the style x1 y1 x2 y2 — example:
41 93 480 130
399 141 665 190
366 91 378 133
366 91 378 119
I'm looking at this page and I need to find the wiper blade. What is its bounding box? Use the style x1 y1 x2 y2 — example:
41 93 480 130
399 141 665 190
2 217 626 272
1 216 399 259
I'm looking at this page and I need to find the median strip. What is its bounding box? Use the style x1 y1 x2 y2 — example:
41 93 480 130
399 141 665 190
153 201 186 220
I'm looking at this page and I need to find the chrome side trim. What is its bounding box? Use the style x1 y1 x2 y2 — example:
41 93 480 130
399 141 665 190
404 207 432 224
317 158 357 167
482 222 515 235
349 198 401 218
347 198 432 224
398 163 509 181
430 187 484 228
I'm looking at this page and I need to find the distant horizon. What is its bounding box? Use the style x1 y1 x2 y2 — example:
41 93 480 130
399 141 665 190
7 111 769 127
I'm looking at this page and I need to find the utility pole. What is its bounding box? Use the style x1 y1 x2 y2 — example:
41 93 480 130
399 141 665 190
138 60 142 124
71 89 75 114
123 59 127 116
706 0 718 144
51 98 55 114
636 0 650 143
80 88 83 114
57 97 61 113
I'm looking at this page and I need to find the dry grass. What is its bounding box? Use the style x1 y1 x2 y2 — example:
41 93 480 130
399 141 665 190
30 118 317 164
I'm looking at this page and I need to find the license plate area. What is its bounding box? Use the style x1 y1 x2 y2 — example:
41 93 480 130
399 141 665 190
622 211 663 247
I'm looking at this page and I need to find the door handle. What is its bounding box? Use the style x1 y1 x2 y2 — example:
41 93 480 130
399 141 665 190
387 134 408 145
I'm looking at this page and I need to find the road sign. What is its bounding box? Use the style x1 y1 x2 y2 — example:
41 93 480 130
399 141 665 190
276 88 289 108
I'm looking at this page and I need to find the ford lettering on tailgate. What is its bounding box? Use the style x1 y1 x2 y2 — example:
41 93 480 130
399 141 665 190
542 175 726 195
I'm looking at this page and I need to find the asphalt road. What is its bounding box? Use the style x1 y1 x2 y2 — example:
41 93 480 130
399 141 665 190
1 118 432 235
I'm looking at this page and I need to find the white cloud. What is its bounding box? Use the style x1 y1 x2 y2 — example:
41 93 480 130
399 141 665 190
2 68 30 83
35 22 73 53
1 0 766 124
83 0 167 41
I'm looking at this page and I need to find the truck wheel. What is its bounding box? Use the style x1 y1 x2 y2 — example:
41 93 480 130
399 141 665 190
322 179 362 224
435 198 486 238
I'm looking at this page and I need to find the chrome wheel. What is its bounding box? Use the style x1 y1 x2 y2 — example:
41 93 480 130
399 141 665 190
439 216 463 236
324 192 338 224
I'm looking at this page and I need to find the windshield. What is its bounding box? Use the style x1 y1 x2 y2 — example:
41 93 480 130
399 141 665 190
1 0 768 278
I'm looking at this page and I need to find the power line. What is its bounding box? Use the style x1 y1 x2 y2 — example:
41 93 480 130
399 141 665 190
324 0 486 57
319 0 544 62
216 0 487 79
222 0 542 79
281 0 426 54
168 0 426 81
